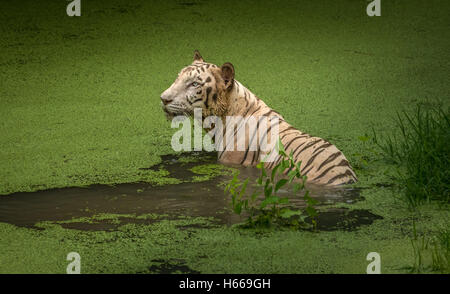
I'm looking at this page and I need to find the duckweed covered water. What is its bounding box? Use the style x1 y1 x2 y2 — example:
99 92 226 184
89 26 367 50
0 152 376 231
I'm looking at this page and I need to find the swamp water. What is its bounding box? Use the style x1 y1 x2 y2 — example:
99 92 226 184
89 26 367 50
0 152 381 231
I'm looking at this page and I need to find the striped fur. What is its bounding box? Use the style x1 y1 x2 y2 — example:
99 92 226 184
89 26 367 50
160 51 357 186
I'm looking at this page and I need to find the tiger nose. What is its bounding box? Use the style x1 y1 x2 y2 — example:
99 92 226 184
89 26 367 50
160 95 173 105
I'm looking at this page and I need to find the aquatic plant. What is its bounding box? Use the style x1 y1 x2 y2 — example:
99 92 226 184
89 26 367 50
410 221 450 273
224 139 318 229
431 228 450 273
373 102 450 207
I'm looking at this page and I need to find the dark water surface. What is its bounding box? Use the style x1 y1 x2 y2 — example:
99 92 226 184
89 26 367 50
0 152 381 230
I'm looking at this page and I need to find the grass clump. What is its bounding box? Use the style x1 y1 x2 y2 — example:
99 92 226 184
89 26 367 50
410 221 450 273
373 102 449 207
373 102 449 273
432 228 450 273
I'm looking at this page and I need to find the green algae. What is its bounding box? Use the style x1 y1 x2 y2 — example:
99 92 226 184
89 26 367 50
0 181 448 273
49 212 166 226
0 204 445 274
1 0 449 194
0 0 449 274
141 169 182 186
189 164 235 182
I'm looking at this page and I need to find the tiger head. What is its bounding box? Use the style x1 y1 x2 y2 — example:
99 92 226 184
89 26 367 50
160 51 235 119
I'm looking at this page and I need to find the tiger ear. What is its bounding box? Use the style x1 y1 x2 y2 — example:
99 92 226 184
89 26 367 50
193 50 204 63
220 62 235 90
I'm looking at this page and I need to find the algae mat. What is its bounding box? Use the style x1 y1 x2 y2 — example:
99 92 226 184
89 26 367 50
0 0 449 273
